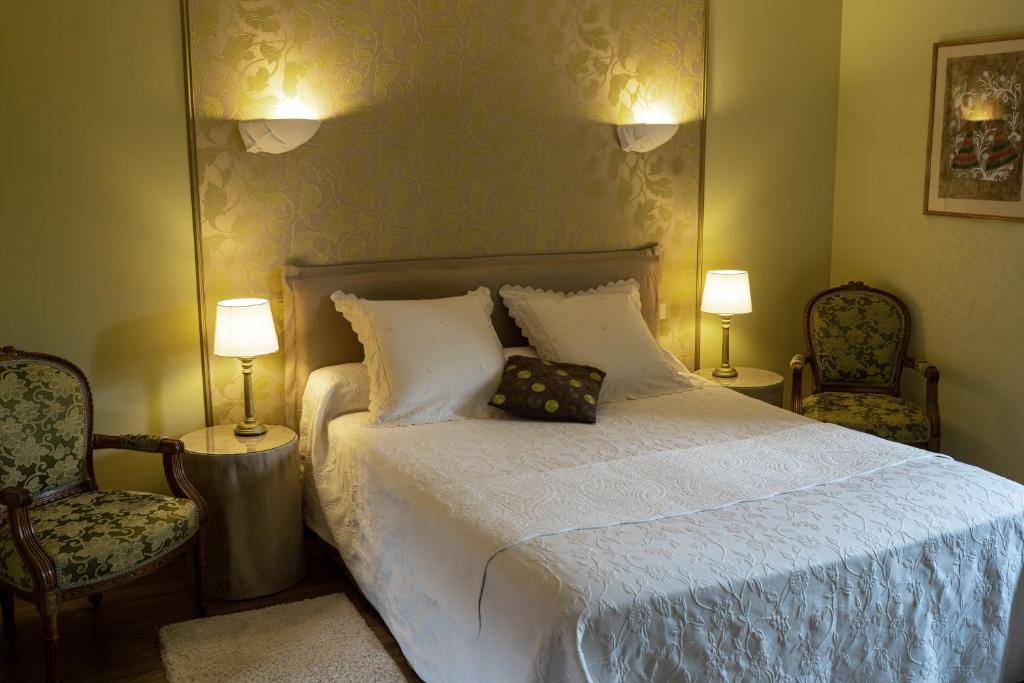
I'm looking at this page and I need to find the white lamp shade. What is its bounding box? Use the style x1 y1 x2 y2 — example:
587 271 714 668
238 118 320 154
616 123 679 152
213 298 279 358
701 270 752 315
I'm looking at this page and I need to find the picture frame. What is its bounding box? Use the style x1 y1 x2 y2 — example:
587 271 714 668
924 33 1024 221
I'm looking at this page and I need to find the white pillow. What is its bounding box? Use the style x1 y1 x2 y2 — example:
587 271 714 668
303 363 371 418
499 280 694 401
331 287 505 426
298 363 371 464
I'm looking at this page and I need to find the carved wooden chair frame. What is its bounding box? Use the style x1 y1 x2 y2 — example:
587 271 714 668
0 347 209 682
789 282 941 452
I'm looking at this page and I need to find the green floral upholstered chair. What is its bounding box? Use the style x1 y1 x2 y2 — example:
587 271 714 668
790 282 941 452
0 347 208 682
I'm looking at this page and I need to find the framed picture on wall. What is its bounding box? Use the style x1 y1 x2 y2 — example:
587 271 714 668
925 34 1024 221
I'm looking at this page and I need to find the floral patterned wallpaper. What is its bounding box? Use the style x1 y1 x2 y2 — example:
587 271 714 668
187 0 706 426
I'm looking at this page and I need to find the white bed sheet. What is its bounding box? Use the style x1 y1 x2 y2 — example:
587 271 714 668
305 385 1024 682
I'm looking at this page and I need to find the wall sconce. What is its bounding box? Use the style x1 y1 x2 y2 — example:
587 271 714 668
238 119 320 154
238 97 320 154
616 123 679 153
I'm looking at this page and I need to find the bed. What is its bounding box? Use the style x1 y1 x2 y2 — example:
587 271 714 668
283 246 1024 682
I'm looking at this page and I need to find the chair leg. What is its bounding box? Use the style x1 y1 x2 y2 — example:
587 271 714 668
88 592 102 608
0 589 15 646
38 596 60 683
193 532 208 616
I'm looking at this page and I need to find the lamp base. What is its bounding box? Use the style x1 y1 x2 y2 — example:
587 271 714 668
234 356 266 437
712 366 738 379
234 420 267 437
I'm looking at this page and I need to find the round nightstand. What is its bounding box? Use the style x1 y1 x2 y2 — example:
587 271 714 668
695 367 785 408
180 425 305 600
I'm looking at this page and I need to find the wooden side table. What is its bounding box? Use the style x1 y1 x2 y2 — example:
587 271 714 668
180 425 305 600
696 367 785 408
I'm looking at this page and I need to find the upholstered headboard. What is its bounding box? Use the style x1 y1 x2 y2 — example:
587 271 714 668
281 245 662 428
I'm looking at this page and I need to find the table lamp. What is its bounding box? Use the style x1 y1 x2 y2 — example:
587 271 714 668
213 298 279 436
700 270 752 379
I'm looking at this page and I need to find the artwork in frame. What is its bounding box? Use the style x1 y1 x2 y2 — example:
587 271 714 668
925 34 1024 221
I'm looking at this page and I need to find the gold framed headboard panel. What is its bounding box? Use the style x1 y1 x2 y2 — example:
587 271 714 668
282 245 662 428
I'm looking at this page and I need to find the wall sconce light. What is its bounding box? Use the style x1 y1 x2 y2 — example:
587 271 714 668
238 119 321 154
238 97 320 154
616 123 679 153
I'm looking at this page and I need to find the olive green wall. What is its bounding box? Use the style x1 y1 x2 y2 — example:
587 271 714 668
831 1 1024 480
0 1 205 492
187 0 707 427
700 0 843 387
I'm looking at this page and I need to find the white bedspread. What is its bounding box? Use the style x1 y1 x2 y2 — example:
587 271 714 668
305 385 1024 682
433 422 931 635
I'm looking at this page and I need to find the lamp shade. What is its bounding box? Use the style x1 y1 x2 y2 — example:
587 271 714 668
238 118 321 154
213 298 279 358
700 270 752 315
616 123 679 152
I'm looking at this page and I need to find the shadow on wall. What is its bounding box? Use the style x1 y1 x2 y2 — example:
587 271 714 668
89 307 204 492
855 279 1024 482
91 307 203 435
905 362 1024 482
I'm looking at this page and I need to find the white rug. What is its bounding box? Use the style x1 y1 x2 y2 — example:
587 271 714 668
160 593 408 682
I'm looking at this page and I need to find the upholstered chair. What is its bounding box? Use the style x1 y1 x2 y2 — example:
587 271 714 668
0 347 208 682
790 282 941 452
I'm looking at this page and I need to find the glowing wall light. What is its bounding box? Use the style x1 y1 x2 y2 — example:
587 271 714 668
616 101 679 153
272 97 319 119
617 123 679 153
632 102 676 124
238 97 321 154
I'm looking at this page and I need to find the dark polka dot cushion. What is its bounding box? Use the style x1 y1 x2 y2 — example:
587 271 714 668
488 356 605 424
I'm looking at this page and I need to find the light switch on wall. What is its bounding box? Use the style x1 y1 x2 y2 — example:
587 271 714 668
658 303 667 320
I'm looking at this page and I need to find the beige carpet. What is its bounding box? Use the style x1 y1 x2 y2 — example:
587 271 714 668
160 594 408 682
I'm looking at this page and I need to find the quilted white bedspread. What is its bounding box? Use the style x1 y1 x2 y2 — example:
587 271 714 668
305 384 1024 682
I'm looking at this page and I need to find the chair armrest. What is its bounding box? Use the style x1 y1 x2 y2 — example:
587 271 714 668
93 434 209 524
1 486 59 593
790 354 806 413
163 450 209 524
1 486 32 510
904 357 941 448
904 357 939 380
93 433 181 455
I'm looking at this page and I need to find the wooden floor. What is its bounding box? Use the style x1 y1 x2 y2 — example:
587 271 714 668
0 536 420 682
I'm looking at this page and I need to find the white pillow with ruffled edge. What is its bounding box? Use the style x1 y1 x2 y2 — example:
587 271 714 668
499 279 695 401
331 287 505 426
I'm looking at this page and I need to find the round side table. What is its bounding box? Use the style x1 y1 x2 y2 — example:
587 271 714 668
695 367 785 408
180 425 305 600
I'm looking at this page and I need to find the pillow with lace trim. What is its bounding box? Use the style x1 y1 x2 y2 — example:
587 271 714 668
499 279 694 402
331 287 505 426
